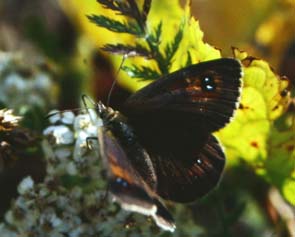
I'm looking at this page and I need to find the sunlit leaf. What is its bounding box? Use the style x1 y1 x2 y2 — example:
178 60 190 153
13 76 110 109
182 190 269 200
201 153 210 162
217 48 293 205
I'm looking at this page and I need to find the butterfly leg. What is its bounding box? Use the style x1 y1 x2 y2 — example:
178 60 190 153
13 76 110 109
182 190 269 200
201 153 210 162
85 136 98 150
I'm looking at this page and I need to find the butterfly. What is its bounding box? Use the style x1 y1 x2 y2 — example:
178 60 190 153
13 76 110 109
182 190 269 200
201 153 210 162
95 58 242 232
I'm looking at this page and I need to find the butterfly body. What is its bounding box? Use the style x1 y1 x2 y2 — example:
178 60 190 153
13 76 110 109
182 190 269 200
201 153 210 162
96 58 242 231
97 103 175 231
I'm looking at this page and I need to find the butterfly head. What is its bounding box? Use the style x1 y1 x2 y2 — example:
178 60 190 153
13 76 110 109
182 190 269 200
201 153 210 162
96 101 115 121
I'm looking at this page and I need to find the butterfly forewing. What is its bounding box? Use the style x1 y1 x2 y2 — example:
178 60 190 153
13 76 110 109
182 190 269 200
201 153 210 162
121 58 242 202
123 58 242 133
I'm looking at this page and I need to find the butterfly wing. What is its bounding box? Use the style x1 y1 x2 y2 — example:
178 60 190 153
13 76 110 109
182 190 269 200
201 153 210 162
123 58 242 133
98 124 175 231
122 58 242 202
150 135 225 202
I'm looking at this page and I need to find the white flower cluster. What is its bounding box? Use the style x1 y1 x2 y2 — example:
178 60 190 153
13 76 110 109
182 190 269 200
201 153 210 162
43 110 103 177
0 109 21 127
0 110 153 237
0 51 58 110
0 176 117 237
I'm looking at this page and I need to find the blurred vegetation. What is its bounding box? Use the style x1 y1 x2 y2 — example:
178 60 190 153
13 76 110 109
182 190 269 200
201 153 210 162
0 0 294 236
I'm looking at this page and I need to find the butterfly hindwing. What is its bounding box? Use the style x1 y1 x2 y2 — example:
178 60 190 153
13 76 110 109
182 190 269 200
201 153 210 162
150 135 225 202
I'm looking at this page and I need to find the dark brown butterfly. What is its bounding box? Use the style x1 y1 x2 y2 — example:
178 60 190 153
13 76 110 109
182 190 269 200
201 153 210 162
96 58 242 231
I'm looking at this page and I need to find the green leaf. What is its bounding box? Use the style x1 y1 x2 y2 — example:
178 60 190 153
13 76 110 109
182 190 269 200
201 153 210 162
164 22 184 70
185 52 192 67
146 22 162 48
87 15 142 35
217 49 293 205
122 65 161 80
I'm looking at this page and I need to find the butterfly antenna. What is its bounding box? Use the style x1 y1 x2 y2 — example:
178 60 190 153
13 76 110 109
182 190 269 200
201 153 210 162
106 55 127 107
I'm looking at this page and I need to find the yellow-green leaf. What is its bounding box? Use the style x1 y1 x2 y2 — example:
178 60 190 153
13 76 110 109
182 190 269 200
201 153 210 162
217 49 290 162
217 48 293 205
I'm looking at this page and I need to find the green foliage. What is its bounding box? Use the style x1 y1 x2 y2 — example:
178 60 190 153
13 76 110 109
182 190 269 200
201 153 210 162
88 0 184 79
88 15 142 35
96 0 151 31
87 0 151 37
122 65 160 80
163 21 184 69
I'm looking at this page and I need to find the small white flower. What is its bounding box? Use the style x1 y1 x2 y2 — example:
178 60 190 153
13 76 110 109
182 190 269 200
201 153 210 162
69 186 83 200
17 176 34 195
74 114 93 131
43 125 74 145
0 223 18 237
85 122 101 137
69 226 85 237
4 73 27 92
61 111 75 124
74 112 102 130
40 209 63 233
54 147 72 160
47 110 61 124
34 73 51 90
39 186 50 197
51 215 63 228
4 210 15 225
66 161 78 175
0 109 22 125
73 137 89 160
56 196 69 209
47 110 75 125
15 196 34 210
76 130 91 143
